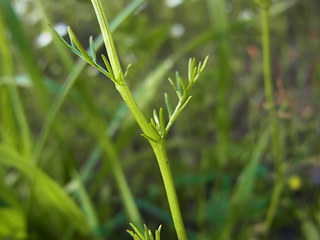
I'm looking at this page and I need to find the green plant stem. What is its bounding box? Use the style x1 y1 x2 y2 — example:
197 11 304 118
261 7 274 114
116 70 187 240
91 0 123 79
71 169 100 238
151 141 188 240
87 29 215 203
207 0 231 166
90 1 188 238
260 4 284 233
0 10 32 158
116 82 187 240
116 83 158 139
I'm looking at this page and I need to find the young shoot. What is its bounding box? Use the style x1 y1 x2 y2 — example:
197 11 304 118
147 56 209 141
127 223 162 240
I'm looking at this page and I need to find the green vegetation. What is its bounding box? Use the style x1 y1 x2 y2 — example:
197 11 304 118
0 0 319 239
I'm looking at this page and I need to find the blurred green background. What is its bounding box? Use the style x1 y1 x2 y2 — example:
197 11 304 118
0 0 319 239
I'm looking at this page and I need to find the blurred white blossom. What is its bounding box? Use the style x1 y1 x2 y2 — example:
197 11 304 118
54 22 68 36
13 0 29 15
165 0 184 8
238 9 253 21
170 23 185 39
35 31 52 48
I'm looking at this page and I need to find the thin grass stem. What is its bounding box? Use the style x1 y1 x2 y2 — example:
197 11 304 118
207 0 231 166
260 3 284 234
0 10 32 158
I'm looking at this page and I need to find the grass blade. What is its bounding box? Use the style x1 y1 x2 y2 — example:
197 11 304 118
0 145 88 234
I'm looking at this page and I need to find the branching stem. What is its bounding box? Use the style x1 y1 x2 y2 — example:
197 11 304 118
91 0 123 79
90 1 188 239
165 96 188 136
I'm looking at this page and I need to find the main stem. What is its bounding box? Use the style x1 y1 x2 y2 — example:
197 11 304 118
151 141 188 240
116 83 188 240
260 5 284 234
90 1 188 239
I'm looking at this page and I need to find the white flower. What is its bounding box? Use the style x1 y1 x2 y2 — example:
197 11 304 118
165 0 184 8
54 22 68 36
35 31 52 48
238 9 253 21
170 23 185 39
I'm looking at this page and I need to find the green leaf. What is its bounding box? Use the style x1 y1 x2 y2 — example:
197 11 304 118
148 229 155 240
124 64 132 78
0 145 88 234
168 77 177 91
141 134 159 143
144 225 148 239
129 223 145 240
127 223 161 240
150 118 156 129
50 25 72 49
153 109 160 128
164 93 173 119
159 107 166 136
188 58 196 82
201 56 209 71
179 96 193 113
180 76 187 96
89 36 96 62
127 230 141 240
0 208 26 240
175 71 183 98
67 27 75 48
51 26 87 63
190 67 197 84
50 26 82 58
67 27 94 65
101 54 115 80
149 122 161 140
155 225 162 240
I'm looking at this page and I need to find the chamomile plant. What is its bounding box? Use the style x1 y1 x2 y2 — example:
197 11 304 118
53 0 208 239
